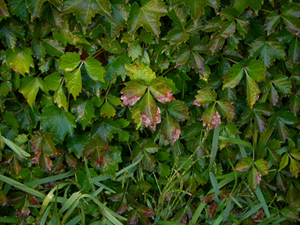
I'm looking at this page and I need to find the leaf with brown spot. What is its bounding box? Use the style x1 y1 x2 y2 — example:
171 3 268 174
160 112 181 146
202 104 221 129
150 78 175 104
217 99 235 121
120 79 147 107
193 88 217 107
138 205 155 217
16 208 30 218
235 157 253 172
0 190 8 206
65 153 77 169
127 209 139 225
125 62 156 84
249 167 261 190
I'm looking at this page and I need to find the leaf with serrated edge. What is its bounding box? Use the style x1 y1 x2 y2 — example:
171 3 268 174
59 53 81 72
217 99 235 121
235 157 253 172
125 63 156 84
167 100 190 121
150 78 175 104
246 73 260 109
101 101 116 118
202 104 221 129
160 112 181 146
254 159 269 175
120 79 147 107
65 68 82 100
193 88 217 107
223 63 244 89
84 57 105 82
71 99 95 130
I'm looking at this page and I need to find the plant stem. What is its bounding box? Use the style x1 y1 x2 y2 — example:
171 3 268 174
160 67 174 77
224 57 238 64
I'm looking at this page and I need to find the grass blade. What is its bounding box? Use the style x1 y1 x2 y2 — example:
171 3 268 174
210 124 220 168
191 202 206 224
209 171 220 197
239 204 263 221
0 174 45 199
25 172 76 186
40 205 52 225
219 136 252 149
1 136 31 158
65 215 82 225
0 217 19 223
255 187 271 218
116 155 144 177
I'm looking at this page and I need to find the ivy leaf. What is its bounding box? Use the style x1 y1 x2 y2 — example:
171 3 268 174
63 0 111 29
0 0 10 18
40 106 76 143
167 100 190 122
171 0 220 20
289 38 300 64
290 158 300 178
246 60 266 82
5 48 34 75
249 167 261 190
246 73 260 109
8 0 29 22
281 3 300 34
44 72 62 91
193 88 217 107
70 99 95 130
31 39 46 59
43 38 64 57
65 68 82 100
91 118 121 142
100 100 116 118
103 0 130 39
254 159 269 175
223 63 244 89
272 74 292 95
0 18 25 48
131 140 160 171
290 94 300 116
120 79 147 107
84 57 105 82
128 41 143 60
265 11 280 36
150 79 175 104
26 0 47 18
202 104 221 129
235 157 253 172
53 82 67 110
66 132 89 159
249 37 286 67
59 52 81 72
125 62 156 84
139 91 161 131
217 99 235 121
160 113 181 146
19 77 48 109
236 17 250 38
127 0 168 38
231 0 262 13
0 81 12 96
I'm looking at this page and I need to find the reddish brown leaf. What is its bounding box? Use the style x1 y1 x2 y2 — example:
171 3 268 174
116 197 127 214
138 205 156 217
156 89 175 104
252 209 264 222
120 80 147 107
140 106 161 131
0 190 8 206
127 209 139 225
208 201 218 218
65 153 77 169
16 208 30 217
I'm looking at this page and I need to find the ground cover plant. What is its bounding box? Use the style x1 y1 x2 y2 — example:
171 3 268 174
0 0 300 224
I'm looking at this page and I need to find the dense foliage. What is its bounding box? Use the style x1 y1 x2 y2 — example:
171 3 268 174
0 0 300 224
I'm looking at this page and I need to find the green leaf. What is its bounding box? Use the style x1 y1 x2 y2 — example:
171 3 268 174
265 11 280 36
125 62 156 84
160 112 181 146
5 47 34 76
246 60 266 82
290 94 300 116
59 53 82 72
66 132 89 159
235 157 253 172
193 88 217 106
26 0 47 18
65 68 82 100
1 136 30 158
171 0 220 21
231 0 262 13
44 72 62 91
0 81 12 96
100 101 116 118
53 82 67 110
236 17 250 38
289 38 300 64
223 63 244 89
31 39 46 59
127 0 168 38
281 3 300 34
202 104 221 129
19 77 48 108
128 41 143 60
63 0 111 29
290 158 300 178
70 99 95 130
43 38 64 57
249 167 261 190
0 19 24 48
91 119 121 142
167 100 189 121
84 57 105 82
254 159 269 175
272 74 292 95
217 99 235 121
246 73 260 109
279 153 289 171
8 0 29 22
249 37 286 67
40 106 76 143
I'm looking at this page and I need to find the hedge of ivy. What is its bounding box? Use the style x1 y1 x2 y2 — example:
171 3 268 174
0 0 300 224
